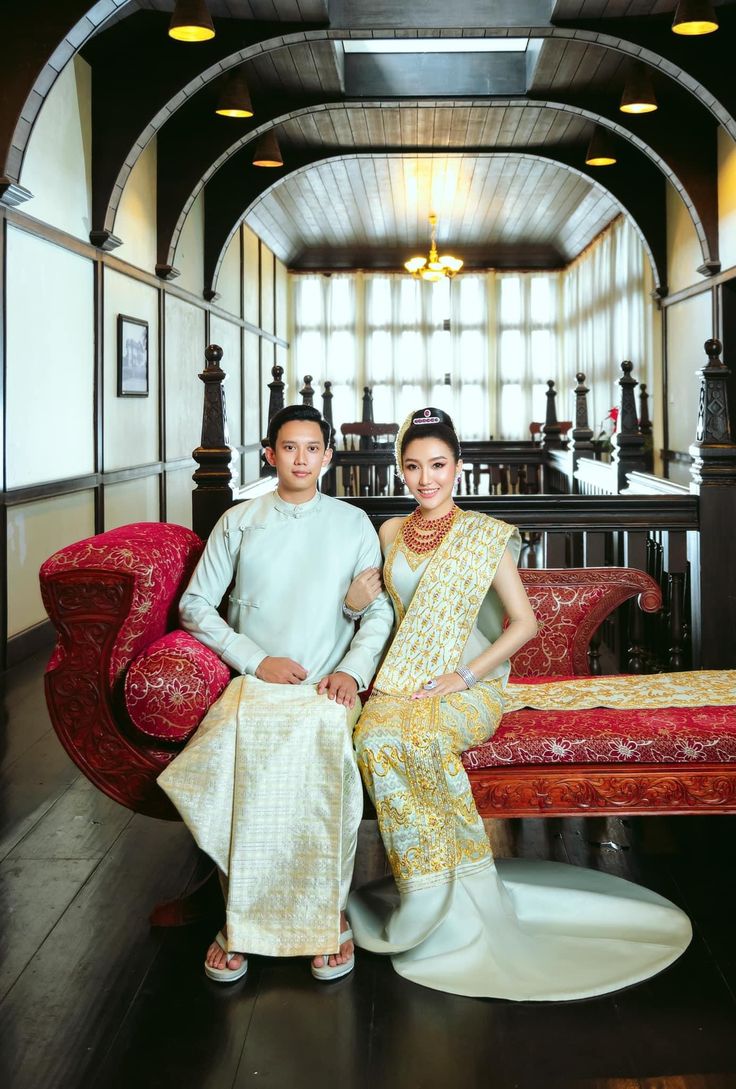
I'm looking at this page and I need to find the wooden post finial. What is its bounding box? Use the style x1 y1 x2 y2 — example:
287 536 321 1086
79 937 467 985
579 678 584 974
611 360 646 491
362 385 374 424
542 379 564 449
570 372 595 489
300 374 314 406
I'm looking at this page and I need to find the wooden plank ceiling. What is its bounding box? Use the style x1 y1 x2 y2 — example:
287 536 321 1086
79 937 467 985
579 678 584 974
247 152 618 269
65 0 736 287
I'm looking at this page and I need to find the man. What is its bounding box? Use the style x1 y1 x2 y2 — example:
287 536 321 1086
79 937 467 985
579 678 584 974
158 404 393 982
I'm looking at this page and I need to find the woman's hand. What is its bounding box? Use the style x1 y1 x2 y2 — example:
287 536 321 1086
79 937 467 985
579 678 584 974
345 566 383 612
411 672 469 700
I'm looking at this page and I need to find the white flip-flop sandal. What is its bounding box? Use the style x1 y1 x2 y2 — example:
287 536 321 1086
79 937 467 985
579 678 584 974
311 927 355 982
204 930 248 983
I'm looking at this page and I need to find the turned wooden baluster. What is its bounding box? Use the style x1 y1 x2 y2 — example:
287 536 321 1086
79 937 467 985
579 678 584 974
192 344 239 539
541 380 564 450
361 386 374 423
260 363 285 477
267 363 285 422
300 374 315 407
611 361 647 492
322 380 334 429
638 382 654 472
689 338 736 668
321 381 336 496
570 372 595 493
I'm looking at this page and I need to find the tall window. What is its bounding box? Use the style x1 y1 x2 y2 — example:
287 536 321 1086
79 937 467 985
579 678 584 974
496 274 558 439
290 215 655 442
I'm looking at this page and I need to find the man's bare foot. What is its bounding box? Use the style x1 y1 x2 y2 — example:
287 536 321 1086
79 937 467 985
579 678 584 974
311 911 354 971
206 929 246 973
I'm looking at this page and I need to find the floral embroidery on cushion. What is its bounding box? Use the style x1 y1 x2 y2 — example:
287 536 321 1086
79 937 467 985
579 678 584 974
125 629 230 742
463 704 736 769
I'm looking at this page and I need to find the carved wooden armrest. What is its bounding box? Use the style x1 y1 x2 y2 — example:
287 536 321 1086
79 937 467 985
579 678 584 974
40 522 204 818
512 567 662 677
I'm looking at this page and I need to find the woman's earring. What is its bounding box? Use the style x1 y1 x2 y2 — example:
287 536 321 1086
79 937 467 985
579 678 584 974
455 472 462 494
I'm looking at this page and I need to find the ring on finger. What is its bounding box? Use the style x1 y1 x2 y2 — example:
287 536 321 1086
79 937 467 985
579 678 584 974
423 679 438 691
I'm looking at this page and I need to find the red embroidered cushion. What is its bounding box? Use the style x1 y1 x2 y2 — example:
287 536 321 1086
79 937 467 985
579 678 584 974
124 630 231 742
40 522 203 687
463 704 736 769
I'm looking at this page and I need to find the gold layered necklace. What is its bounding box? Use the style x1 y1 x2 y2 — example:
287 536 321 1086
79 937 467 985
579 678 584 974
400 504 459 558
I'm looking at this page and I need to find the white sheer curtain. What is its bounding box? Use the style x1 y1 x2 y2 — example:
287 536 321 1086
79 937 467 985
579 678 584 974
290 214 656 441
561 214 655 435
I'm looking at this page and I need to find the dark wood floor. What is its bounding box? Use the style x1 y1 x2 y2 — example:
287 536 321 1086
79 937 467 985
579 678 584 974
1 651 736 1089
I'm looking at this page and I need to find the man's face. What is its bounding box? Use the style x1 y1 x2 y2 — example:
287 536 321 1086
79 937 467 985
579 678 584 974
264 419 333 495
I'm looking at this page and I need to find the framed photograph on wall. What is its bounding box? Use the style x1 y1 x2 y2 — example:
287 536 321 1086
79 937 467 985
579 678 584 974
117 314 149 397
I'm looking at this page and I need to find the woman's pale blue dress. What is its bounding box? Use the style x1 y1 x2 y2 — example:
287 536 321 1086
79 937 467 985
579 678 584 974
349 544 692 1001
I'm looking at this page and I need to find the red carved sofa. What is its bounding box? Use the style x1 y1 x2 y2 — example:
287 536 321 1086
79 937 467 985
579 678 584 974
41 521 736 832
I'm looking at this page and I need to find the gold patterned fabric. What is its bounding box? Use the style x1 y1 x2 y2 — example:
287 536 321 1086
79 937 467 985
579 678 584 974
158 676 362 956
355 511 515 891
504 669 736 713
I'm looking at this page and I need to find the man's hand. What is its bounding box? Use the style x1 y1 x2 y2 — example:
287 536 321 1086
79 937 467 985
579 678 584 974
255 657 308 684
345 567 383 612
317 671 359 708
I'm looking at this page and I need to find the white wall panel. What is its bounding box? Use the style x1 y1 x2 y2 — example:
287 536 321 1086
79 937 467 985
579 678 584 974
165 468 195 529
20 57 92 241
104 476 160 531
666 185 703 295
275 258 289 341
116 139 157 272
243 227 260 325
244 330 261 451
164 295 205 461
666 292 713 454
103 270 160 470
217 230 241 317
260 247 275 334
6 228 95 488
210 315 242 446
174 191 204 296
7 490 96 636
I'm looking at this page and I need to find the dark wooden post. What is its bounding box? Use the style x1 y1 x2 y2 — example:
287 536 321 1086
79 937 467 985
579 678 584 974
266 364 285 422
611 361 647 492
361 386 374 424
570 372 595 493
300 374 314 407
638 382 654 473
191 345 238 539
689 338 736 668
321 381 337 496
322 380 334 429
260 364 285 478
541 380 564 449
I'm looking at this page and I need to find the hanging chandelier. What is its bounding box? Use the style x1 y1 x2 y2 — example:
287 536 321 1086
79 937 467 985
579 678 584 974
404 214 463 282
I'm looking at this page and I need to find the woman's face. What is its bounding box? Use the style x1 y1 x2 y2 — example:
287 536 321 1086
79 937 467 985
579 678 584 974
401 436 461 516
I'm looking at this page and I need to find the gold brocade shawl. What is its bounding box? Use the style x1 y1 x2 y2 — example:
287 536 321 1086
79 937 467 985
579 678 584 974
374 509 516 696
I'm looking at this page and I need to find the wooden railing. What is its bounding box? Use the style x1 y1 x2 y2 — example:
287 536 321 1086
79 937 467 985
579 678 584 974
190 338 736 672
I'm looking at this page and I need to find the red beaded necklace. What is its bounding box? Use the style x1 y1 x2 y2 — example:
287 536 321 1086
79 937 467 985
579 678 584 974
401 504 459 555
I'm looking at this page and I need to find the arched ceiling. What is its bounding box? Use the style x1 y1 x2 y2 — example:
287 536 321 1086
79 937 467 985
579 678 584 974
245 152 621 268
2 0 736 297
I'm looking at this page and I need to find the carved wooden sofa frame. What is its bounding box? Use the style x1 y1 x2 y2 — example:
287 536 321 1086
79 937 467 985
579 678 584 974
40 521 736 837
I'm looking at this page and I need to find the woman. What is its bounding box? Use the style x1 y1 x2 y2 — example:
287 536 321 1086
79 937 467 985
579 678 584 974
345 406 693 1001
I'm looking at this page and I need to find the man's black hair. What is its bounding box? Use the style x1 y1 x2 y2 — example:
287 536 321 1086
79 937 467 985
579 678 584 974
266 403 333 450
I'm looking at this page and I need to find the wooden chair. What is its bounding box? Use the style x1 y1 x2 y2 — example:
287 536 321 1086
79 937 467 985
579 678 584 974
339 421 399 496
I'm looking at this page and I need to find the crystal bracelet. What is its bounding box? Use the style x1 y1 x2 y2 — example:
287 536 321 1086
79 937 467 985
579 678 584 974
455 665 478 689
342 601 367 621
